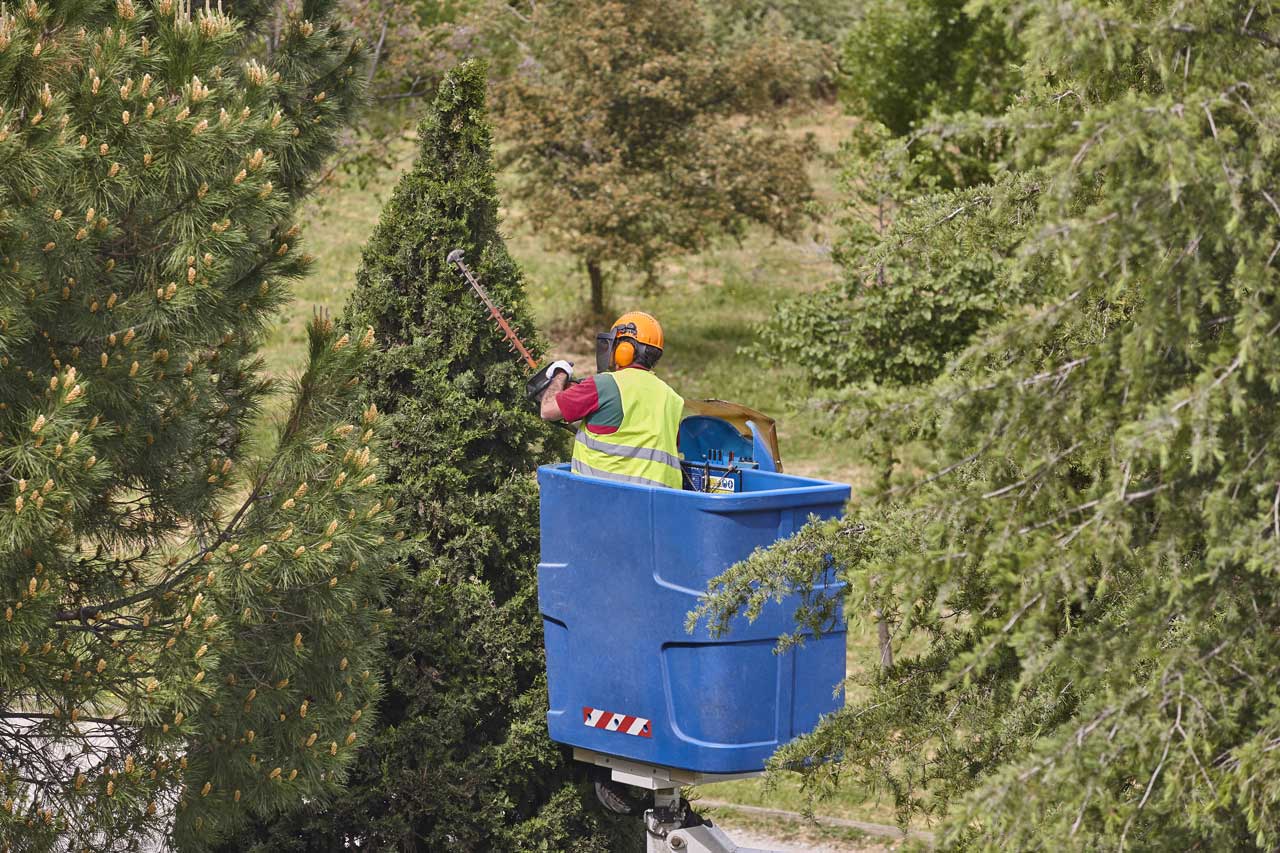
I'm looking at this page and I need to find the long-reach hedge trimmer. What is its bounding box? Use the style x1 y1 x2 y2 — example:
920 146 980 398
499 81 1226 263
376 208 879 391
446 248 576 409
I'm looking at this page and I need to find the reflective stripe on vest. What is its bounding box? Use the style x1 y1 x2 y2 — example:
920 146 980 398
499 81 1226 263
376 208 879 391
574 430 682 470
571 368 683 489
571 458 668 487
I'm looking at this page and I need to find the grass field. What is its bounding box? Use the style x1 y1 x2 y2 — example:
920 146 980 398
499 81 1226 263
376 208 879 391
257 105 915 835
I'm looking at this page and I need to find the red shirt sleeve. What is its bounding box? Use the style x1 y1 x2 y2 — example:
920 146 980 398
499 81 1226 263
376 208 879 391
555 376 600 423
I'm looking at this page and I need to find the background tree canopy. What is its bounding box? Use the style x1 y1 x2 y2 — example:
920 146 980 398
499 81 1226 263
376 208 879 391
757 0 1026 392
496 0 817 317
838 0 1020 137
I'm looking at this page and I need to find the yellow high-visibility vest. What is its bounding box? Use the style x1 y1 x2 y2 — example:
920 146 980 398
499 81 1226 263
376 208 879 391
571 368 683 489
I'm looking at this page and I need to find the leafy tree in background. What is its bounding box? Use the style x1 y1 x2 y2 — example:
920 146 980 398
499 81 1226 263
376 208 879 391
346 0 471 104
757 123 1038 391
0 0 396 850
218 61 638 853
702 0 851 98
755 133 1029 393
758 0 1025 394
839 0 1020 138
707 0 857 49
697 0 1280 848
498 0 815 317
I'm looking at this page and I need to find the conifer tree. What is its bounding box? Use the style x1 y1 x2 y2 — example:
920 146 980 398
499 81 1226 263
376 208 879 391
221 61 637 852
697 0 1280 848
0 0 395 850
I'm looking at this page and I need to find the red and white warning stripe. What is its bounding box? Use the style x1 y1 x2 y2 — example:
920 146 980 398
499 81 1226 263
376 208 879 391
583 706 652 738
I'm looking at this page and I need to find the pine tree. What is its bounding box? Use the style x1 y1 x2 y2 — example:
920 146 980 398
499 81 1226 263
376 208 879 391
0 0 396 850
695 0 1280 848
219 61 638 852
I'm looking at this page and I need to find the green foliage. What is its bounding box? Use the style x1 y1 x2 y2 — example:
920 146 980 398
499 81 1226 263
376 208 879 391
218 61 637 852
0 0 398 849
701 0 849 99
760 0 1027 393
699 0 1280 848
839 0 1020 137
497 0 816 315
757 0 1027 393
705 0 857 49
758 124 1038 389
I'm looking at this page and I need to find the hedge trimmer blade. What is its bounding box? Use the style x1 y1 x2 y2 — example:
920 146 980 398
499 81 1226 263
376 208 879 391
447 248 538 370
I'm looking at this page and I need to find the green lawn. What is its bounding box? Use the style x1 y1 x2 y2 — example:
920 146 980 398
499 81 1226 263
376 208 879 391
257 106 912 834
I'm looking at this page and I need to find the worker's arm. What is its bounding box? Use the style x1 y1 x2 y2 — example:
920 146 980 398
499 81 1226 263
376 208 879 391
540 373 569 421
547 372 605 427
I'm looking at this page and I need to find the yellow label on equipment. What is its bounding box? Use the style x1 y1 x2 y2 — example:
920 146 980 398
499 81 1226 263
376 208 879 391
709 476 736 494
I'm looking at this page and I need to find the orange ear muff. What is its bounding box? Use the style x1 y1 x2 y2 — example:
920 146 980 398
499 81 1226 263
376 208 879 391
614 339 636 368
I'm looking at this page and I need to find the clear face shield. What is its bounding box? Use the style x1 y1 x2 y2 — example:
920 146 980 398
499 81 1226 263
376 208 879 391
595 330 617 374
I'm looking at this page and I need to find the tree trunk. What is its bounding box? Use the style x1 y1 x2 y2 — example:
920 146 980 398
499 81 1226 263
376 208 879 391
876 609 893 669
587 258 605 317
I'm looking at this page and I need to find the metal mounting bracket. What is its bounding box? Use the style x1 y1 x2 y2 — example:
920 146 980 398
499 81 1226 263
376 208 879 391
644 786 780 853
570 752 781 853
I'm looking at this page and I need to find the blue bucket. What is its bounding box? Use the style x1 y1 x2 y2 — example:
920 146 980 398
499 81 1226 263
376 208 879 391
538 464 849 773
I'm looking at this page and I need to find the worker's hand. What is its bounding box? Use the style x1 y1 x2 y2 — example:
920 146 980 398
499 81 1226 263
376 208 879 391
545 359 573 380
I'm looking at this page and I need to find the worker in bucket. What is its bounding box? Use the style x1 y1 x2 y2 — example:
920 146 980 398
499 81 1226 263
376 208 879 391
536 312 684 489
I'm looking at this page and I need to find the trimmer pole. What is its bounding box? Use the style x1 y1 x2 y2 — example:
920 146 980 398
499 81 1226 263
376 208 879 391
446 248 539 369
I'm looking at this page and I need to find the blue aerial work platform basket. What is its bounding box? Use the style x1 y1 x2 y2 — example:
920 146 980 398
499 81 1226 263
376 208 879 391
538 464 850 775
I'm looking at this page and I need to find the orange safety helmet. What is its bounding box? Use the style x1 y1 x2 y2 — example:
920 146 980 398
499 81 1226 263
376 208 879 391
596 311 664 372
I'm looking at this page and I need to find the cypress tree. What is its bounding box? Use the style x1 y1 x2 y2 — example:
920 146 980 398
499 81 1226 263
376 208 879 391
0 0 394 850
223 60 637 852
